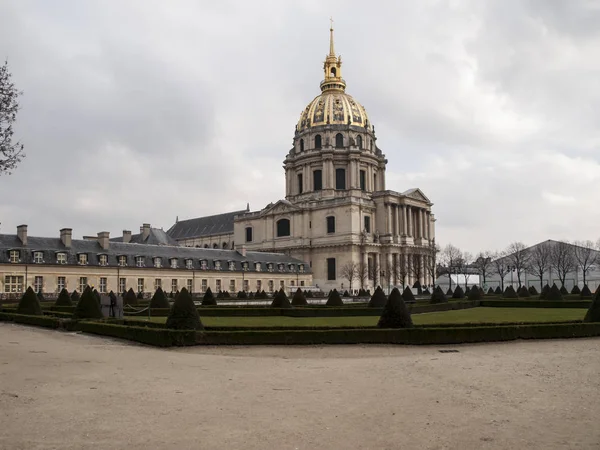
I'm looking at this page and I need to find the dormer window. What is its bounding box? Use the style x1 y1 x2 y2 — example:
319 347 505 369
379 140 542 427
9 250 20 263
136 256 145 268
171 258 178 269
78 254 88 265
242 262 249 271
186 259 193 269
214 260 221 270
278 263 285 272
33 251 44 264
57 252 67 264
288 264 294 272
200 260 207 270
99 254 108 266
118 255 127 267
154 257 162 268
228 261 235 271
299 264 305 273
267 263 274 272
255 262 261 272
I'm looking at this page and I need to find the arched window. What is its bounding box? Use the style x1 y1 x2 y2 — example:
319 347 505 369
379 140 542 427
356 135 362 148
315 134 322 149
335 133 343 148
276 219 291 237
330 67 337 77
213 243 218 249
299 139 304 152
222 242 228 249
204 244 209 248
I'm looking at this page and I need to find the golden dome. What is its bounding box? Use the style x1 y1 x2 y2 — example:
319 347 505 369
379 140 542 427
296 22 372 133
297 92 370 132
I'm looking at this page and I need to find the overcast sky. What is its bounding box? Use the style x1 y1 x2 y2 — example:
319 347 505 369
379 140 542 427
1 0 599 254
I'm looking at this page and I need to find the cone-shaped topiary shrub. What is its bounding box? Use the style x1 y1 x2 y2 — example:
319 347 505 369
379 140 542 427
55 288 73 307
73 286 103 319
465 286 471 295
539 284 550 300
528 285 538 295
202 287 217 306
430 286 448 304
248 291 254 298
378 287 413 328
136 291 144 300
412 280 422 294
559 285 569 295
517 286 530 298
446 287 453 296
305 290 313 298
292 288 308 306
124 288 138 306
423 288 431 296
494 286 502 295
17 287 43 315
71 290 80 304
237 291 248 299
368 286 387 307
452 285 465 299
467 285 482 300
583 289 600 323
37 290 45 303
358 288 367 297
343 290 350 298
93 289 102 308
326 289 344 306
580 284 593 298
165 287 203 330
150 287 170 309
547 283 563 301
487 287 494 295
402 286 416 303
571 285 581 295
503 285 518 299
271 288 291 308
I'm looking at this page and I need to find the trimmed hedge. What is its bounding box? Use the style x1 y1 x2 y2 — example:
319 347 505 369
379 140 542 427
326 289 344 306
580 285 593 298
528 286 538 295
166 288 203 330
150 287 170 309
517 286 530 298
202 287 217 306
124 288 138 306
452 286 465 299
402 286 416 303
368 287 387 308
378 288 412 328
584 290 600 323
467 285 482 301
503 286 518 299
55 288 73 307
271 289 291 308
291 288 308 306
480 299 591 308
73 286 103 319
76 321 197 347
0 312 62 328
548 283 563 301
571 285 581 295
430 286 448 304
17 287 43 316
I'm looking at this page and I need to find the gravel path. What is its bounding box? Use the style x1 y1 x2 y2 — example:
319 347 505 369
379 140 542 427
1 323 599 450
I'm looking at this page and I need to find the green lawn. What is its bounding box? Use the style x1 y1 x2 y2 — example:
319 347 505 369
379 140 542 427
128 307 586 328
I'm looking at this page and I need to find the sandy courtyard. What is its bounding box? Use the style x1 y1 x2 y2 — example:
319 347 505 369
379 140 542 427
1 323 599 450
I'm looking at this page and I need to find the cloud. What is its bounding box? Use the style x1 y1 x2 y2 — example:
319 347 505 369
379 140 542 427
0 0 599 254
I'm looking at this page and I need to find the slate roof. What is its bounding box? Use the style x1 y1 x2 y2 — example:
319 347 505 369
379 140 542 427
0 234 310 274
110 228 178 246
167 210 246 240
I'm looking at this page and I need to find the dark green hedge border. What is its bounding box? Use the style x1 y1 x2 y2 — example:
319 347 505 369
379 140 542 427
480 300 591 308
75 321 196 347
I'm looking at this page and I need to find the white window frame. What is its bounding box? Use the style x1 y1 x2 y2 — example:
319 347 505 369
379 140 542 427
268 280 274 292
171 279 178 292
78 254 88 265
299 264 304 273
119 278 126 293
267 263 274 273
137 278 144 293
278 264 285 272
255 262 261 272
99 254 108 266
201 279 207 292
215 279 222 291
280 280 285 289
57 253 67 264
186 259 194 270
256 280 262 291
136 256 145 268
99 277 107 293
200 260 207 270
243 279 249 292
79 277 87 292
171 259 178 269
228 261 235 271
9 250 20 263
34 276 43 292
4 275 24 293
186 279 193 292
57 276 66 291
33 252 44 264
229 279 235 292
154 278 162 290
118 255 127 267
214 261 221 270
154 257 162 268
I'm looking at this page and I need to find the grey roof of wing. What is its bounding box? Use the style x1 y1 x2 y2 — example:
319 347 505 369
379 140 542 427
166 210 246 240
110 228 178 246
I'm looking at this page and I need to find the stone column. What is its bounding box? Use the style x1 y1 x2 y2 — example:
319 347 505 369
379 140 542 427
407 206 413 237
386 204 392 234
387 252 393 292
406 252 412 286
376 253 382 288
402 206 407 235
394 205 399 240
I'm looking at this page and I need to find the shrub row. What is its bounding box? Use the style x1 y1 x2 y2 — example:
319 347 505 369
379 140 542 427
0 312 63 329
74 321 197 347
480 300 591 309
196 322 600 345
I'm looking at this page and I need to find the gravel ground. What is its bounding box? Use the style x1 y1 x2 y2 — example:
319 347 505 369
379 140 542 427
1 323 599 450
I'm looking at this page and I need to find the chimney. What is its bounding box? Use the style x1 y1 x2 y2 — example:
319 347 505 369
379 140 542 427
97 231 110 250
60 228 72 248
142 223 151 240
123 230 132 243
17 224 27 246
239 245 247 258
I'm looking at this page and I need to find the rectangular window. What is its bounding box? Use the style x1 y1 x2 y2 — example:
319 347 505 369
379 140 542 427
186 259 194 269
201 279 207 292
256 280 262 291
154 278 162 290
187 279 193 292
364 216 371 233
335 168 346 190
137 278 144 293
255 262 261 272
78 254 88 265
99 277 107 293
136 256 145 267
280 280 285 289
313 169 322 191
268 280 274 292
327 257 336 281
34 252 44 264
79 277 88 292
268 263 274 272
243 279 249 292
57 276 66 291
154 258 162 268
215 261 221 270
9 250 20 263
200 260 207 270
229 261 235 271
300 280 305 287
297 173 303 194
215 279 222 292
290 280 295 287
245 227 253 243
4 276 24 293
360 170 366 191
326 216 335 234
34 276 43 292
229 279 235 292
171 279 178 292
99 254 108 266
299 264 305 273
373 173 377 190
171 259 178 269
119 278 126 293
57 253 67 264
118 255 127 266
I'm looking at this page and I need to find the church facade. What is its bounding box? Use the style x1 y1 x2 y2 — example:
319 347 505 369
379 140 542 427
168 26 437 293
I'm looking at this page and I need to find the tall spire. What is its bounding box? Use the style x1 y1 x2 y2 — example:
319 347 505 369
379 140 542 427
329 17 335 56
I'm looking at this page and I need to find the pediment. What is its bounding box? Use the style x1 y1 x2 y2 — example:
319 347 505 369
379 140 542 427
402 188 431 204
261 199 300 216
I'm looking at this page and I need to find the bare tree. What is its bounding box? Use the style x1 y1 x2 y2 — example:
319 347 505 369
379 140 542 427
368 256 381 289
473 251 493 287
528 241 552 291
439 244 462 291
392 253 409 289
506 242 531 288
1 61 25 175
340 261 359 293
456 252 474 289
357 256 369 290
425 242 439 288
492 251 509 291
409 253 424 288
573 240 597 287
550 241 576 287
